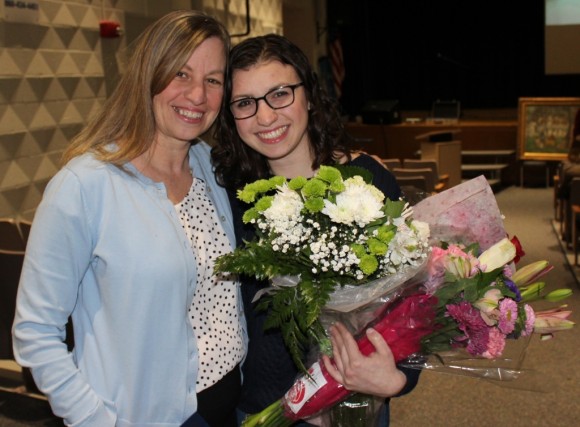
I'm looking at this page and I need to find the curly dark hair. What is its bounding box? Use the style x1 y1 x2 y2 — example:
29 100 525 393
212 34 352 190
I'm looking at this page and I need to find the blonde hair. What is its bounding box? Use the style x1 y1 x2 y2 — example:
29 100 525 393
62 10 230 166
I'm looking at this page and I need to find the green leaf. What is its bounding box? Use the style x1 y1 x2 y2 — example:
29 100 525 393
334 164 374 183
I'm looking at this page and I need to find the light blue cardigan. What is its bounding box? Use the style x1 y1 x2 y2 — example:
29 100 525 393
13 140 247 427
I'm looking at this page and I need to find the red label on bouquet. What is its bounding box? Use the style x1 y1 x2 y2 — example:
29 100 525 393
285 362 327 414
288 380 305 404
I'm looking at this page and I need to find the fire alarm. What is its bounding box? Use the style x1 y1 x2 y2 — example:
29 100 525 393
99 20 122 38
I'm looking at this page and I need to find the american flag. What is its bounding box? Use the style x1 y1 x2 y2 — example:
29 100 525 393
328 36 345 100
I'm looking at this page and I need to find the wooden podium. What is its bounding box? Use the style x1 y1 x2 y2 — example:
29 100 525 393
416 130 462 188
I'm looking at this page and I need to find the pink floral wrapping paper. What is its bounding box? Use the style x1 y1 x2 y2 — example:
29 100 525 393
413 175 507 250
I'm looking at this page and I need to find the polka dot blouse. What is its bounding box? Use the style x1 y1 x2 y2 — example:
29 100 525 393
175 177 244 392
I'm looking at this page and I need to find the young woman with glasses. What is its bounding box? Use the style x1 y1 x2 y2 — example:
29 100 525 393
212 34 420 426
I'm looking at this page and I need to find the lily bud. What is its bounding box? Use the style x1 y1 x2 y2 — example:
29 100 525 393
545 288 573 303
478 238 516 272
519 282 546 302
534 307 575 334
511 260 553 287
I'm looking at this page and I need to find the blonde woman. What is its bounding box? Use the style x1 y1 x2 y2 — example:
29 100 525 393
13 10 246 427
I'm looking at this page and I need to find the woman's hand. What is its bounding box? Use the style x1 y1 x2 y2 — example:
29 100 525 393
321 322 406 398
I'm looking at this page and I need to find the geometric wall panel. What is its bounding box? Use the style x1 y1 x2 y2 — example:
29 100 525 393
0 0 283 220
39 2 63 26
0 106 27 134
44 78 70 101
23 78 53 103
16 155 44 182
3 49 35 75
0 78 21 103
33 156 60 181
44 100 72 125
16 133 44 157
0 184 29 216
11 103 41 129
0 50 23 76
0 132 26 161
19 182 45 214
39 27 68 50
53 26 77 49
0 161 29 189
3 22 49 49
56 77 81 100
25 52 55 76
29 128 57 153
38 51 64 74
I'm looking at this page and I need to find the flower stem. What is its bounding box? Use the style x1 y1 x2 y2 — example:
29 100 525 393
241 400 294 427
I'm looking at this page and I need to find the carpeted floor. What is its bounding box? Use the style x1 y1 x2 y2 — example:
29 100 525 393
390 185 580 427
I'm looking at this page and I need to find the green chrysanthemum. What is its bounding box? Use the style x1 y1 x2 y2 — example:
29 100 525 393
238 179 272 203
302 178 327 198
237 188 256 204
242 207 260 223
255 195 274 212
316 165 343 184
350 243 366 259
304 197 325 213
359 254 379 275
328 180 346 193
367 238 388 256
269 175 286 188
376 225 396 243
288 176 308 190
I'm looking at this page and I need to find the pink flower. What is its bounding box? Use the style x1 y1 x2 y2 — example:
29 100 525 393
424 247 450 292
444 245 479 278
521 304 535 337
424 245 478 293
482 327 506 358
497 298 518 334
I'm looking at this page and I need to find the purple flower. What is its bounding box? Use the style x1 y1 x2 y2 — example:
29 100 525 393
446 301 491 356
504 278 522 302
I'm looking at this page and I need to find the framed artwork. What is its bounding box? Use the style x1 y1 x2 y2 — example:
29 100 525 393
517 97 580 161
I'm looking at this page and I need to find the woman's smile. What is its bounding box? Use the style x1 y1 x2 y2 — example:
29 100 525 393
257 125 289 143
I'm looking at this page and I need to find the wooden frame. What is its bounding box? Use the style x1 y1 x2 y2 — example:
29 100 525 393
518 97 580 161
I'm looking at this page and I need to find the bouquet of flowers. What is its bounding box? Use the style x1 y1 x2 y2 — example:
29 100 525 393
215 171 575 427
215 165 431 373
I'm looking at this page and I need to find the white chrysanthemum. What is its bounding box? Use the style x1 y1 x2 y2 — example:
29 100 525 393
263 184 303 222
322 176 384 227
411 220 430 241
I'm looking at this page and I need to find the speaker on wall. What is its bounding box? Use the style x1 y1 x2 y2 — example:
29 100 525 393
361 99 401 125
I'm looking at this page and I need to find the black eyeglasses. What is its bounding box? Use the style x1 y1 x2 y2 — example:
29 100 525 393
229 83 304 120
